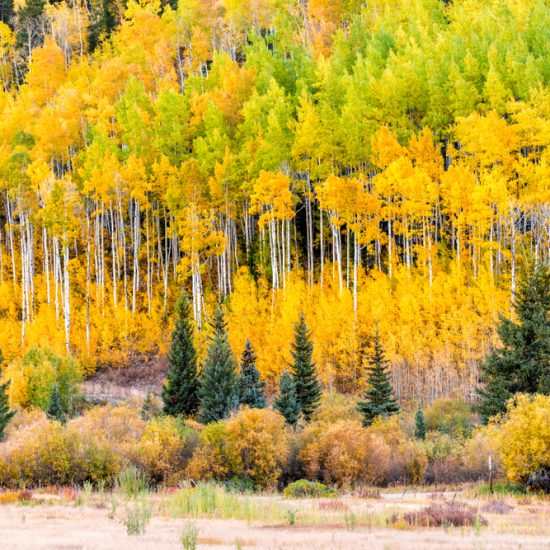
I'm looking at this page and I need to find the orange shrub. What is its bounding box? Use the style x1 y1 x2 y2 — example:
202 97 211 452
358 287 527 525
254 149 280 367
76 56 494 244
186 422 229 482
224 408 289 489
367 417 428 485
299 420 383 486
137 416 198 485
187 408 289 488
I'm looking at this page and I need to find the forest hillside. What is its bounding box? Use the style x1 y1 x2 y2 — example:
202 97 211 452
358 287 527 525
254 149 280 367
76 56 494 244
0 0 548 406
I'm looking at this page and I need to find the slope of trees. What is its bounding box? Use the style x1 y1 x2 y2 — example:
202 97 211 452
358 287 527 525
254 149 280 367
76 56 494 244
0 0 548 403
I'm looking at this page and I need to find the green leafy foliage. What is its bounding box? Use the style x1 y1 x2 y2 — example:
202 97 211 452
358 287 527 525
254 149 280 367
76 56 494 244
283 479 335 498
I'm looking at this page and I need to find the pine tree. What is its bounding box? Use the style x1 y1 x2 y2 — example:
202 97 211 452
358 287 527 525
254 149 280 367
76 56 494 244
274 371 301 427
0 380 14 441
415 401 426 440
357 330 400 427
162 292 200 417
290 313 321 421
198 305 239 424
237 339 267 408
141 391 157 421
477 264 550 421
47 383 66 423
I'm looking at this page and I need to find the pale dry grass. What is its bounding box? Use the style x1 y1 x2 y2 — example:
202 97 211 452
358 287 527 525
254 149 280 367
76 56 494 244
0 490 548 549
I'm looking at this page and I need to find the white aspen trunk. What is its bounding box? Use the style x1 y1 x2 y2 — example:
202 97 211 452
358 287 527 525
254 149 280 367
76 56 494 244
117 197 128 312
109 205 117 308
346 228 350 289
320 209 324 288
146 209 152 314
53 236 60 321
62 239 70 352
388 217 393 279
269 218 279 289
330 220 343 295
353 230 358 315
43 227 50 304
305 176 314 286
6 194 16 288
86 214 91 354
132 200 141 313
0 231 3 285
510 207 516 298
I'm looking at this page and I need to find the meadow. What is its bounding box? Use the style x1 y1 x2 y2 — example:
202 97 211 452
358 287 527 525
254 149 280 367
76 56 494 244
0 482 548 549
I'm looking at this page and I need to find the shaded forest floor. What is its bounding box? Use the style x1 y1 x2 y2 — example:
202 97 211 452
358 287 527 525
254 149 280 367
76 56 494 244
1 490 548 549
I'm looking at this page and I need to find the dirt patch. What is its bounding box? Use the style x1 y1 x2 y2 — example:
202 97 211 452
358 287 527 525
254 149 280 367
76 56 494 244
82 354 168 403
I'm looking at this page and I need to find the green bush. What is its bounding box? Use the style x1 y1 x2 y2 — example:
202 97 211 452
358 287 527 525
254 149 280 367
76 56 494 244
424 398 472 439
283 479 335 498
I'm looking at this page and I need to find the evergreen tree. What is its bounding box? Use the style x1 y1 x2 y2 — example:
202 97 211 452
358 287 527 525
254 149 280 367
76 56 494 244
414 401 426 440
477 264 550 421
47 383 66 423
0 0 14 27
237 339 267 408
274 371 301 427
357 330 400 427
141 391 156 421
0 380 14 441
162 292 200 417
290 313 321 421
198 305 239 423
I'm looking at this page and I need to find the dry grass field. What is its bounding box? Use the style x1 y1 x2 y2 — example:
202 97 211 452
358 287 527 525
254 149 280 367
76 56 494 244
0 487 548 550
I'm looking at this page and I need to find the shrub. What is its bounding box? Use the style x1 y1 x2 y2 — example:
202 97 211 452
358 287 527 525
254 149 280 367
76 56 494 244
181 522 199 550
283 479 335 498
366 417 428 485
66 404 147 484
224 408 289 489
461 428 502 480
0 415 77 487
138 416 198 484
424 398 472 439
186 422 229 482
187 408 289 489
491 394 550 484
399 502 487 527
124 497 151 535
0 491 21 504
299 419 382 486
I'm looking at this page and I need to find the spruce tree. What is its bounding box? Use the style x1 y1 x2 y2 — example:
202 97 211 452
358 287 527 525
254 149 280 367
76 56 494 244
47 383 66 423
237 339 267 408
477 264 550 421
357 330 400 427
141 391 156 421
198 305 239 424
414 401 426 440
0 381 14 441
162 292 200 417
290 313 321 421
274 371 301 427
